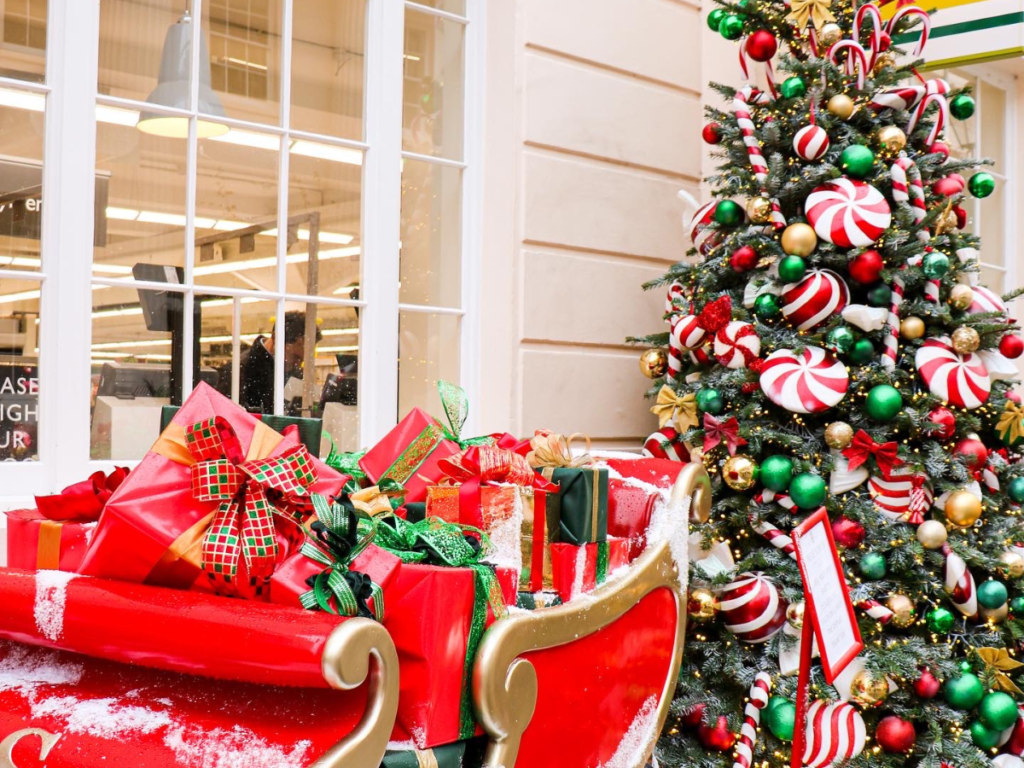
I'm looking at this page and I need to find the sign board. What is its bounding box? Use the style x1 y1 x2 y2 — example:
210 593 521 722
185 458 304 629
792 508 863 684
0 364 38 461
887 0 1024 69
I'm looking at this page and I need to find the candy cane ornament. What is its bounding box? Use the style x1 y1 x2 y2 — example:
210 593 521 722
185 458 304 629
734 86 786 230
827 40 870 90
887 5 932 57
855 4 883 70
907 90 951 149
733 672 773 768
739 38 779 99
941 542 978 619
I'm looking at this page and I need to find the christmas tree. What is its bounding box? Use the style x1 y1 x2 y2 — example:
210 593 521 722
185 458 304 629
632 2 1024 767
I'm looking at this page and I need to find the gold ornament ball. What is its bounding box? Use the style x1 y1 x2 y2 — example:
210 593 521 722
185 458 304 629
850 670 891 708
998 551 1024 579
916 520 948 549
722 455 759 491
886 594 916 628
639 348 669 379
981 602 1008 624
945 489 983 527
747 196 773 224
900 316 926 340
949 285 974 310
876 125 907 152
825 421 854 450
819 23 842 47
688 587 719 621
786 601 806 629
827 93 856 120
873 51 897 74
952 326 981 355
781 223 818 257
935 207 958 235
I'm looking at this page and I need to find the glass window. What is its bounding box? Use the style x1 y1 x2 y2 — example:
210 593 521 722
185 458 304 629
411 0 466 17
0 277 40 461
0 0 46 83
0 96 45 274
400 159 461 307
316 303 360 453
402 9 464 160
197 293 277 413
398 310 459 417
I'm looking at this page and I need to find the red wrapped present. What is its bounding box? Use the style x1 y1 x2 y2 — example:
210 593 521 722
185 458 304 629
606 457 685 561
549 537 630 603
78 383 349 600
425 485 461 523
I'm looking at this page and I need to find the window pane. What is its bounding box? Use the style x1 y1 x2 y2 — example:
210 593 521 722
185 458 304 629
398 310 459 418
94 120 187 278
0 277 40 461
291 0 366 141
400 159 461 307
411 0 466 16
286 142 362 297
194 127 280 292
316 303 361 454
403 10 464 160
0 0 46 83
0 95 45 273
979 179 1005 270
90 283 179 460
980 81 1006 174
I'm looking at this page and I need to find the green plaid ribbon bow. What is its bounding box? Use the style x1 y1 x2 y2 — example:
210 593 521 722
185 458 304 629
299 493 385 620
186 416 318 596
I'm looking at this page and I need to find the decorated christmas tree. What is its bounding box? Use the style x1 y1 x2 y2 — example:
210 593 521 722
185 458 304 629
632 2 1024 767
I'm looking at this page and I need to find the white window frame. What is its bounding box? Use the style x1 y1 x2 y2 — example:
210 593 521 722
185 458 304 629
0 0 485 496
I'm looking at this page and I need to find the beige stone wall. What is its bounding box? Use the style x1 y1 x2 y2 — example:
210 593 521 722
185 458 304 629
479 0 704 449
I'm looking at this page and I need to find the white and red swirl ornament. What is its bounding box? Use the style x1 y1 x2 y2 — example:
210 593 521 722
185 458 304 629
672 313 708 351
718 571 788 643
915 336 991 410
941 542 978 619
794 124 830 162
760 347 849 414
869 471 933 524
715 321 761 369
781 269 850 331
968 285 1009 318
805 178 892 248
690 201 721 255
803 701 867 768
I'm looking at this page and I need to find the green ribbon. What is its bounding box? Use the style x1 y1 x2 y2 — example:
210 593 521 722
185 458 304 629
596 541 609 585
437 380 495 449
375 513 508 739
324 435 367 495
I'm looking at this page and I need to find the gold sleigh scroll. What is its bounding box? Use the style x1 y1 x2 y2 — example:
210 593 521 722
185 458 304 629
473 462 710 768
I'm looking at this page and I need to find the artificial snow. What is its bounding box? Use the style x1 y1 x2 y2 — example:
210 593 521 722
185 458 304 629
32 695 173 738
385 739 417 752
0 643 84 697
597 695 660 768
570 542 588 599
646 492 692 589
600 464 674 501
164 725 312 768
34 569 76 642
486 486 524 573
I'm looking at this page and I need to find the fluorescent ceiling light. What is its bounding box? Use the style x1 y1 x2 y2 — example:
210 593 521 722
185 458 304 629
92 306 144 319
106 207 140 221
0 88 44 112
403 54 421 62
260 228 354 244
92 338 171 350
224 57 268 71
137 211 187 227
0 289 40 305
92 264 135 275
0 255 41 268
210 128 280 151
333 285 359 296
193 245 360 276
90 351 130 359
317 345 359 353
291 140 363 166
137 354 173 361
321 327 359 337
96 104 139 127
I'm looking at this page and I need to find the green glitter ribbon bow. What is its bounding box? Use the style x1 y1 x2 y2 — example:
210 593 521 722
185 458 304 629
324 435 367 495
437 380 494 449
375 512 508 738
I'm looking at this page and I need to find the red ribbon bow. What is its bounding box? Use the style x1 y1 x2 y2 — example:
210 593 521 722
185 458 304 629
703 413 747 456
35 467 130 522
842 430 904 477
186 416 318 595
696 296 733 335
439 445 539 487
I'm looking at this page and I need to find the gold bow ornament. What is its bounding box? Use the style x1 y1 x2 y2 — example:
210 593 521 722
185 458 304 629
349 483 405 517
997 401 1024 447
785 0 836 30
526 431 593 470
651 386 699 434
976 647 1024 695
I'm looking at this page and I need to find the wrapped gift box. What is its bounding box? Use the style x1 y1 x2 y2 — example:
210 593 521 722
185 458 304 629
425 485 460 523
518 486 556 592
515 590 563 610
4 509 95 572
380 737 486 768
161 405 324 455
539 467 608 545
549 537 629 603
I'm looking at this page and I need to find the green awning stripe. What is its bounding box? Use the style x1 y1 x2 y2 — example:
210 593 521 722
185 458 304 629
893 12 1024 43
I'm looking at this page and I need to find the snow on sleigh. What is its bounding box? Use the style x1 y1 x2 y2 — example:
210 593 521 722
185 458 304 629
0 385 705 768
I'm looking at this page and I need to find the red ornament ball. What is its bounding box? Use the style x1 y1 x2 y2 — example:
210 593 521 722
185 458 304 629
914 669 941 699
702 123 723 145
719 572 788 643
697 716 737 752
954 435 989 472
848 249 884 284
1010 390 1023 405
953 204 968 229
931 141 951 159
832 516 866 549
927 406 957 441
932 175 965 197
746 30 778 62
730 246 760 273
876 716 916 753
1001 334 1024 360
681 703 707 729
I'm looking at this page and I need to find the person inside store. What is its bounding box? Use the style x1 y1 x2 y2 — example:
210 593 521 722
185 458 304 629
216 311 320 415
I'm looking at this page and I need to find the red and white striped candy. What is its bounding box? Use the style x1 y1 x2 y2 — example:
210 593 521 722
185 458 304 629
667 333 684 384
760 347 849 414
968 285 1008 318
868 471 933 524
794 125 830 161
805 178 892 249
733 673 773 768
942 542 978 619
803 701 867 768
715 321 761 369
643 427 689 462
915 336 991 410
718 571 788 643
672 314 708 351
690 201 720 255
689 343 714 367
734 86 787 231
781 269 850 331
872 85 927 113
666 280 688 317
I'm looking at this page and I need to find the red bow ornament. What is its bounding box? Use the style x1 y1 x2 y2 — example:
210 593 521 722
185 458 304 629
696 295 734 335
703 413 747 457
842 430 904 477
35 467 130 522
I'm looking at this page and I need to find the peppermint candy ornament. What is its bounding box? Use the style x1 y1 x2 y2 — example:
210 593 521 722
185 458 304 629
690 201 721 255
781 269 850 331
915 336 991 409
760 347 849 414
803 701 867 768
805 178 892 248
715 321 761 369
718 571 788 643
672 313 708 351
968 285 1009 318
794 124 830 161
643 427 689 461
869 471 933 524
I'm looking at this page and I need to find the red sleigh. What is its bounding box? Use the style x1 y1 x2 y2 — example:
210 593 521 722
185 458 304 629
0 462 708 768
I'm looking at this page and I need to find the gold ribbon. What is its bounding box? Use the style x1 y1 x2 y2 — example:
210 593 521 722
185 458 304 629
350 484 404 517
36 520 62 570
785 0 835 30
998 401 1024 446
527 432 593 469
976 647 1024 695
651 386 699 433
415 750 440 768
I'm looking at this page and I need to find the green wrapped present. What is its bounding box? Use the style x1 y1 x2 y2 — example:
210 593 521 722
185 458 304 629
539 467 608 545
380 737 486 767
160 405 323 455
515 590 563 610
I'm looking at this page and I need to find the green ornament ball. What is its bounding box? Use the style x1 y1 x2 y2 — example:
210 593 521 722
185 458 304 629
950 94 976 120
922 251 950 279
696 388 725 415
866 384 903 422
849 338 875 365
826 326 855 355
968 172 995 199
780 77 806 100
943 672 984 709
1008 476 1024 504
840 145 876 179
754 293 783 319
766 695 788 714
970 720 1002 750
1010 596 1024 615
789 473 826 510
761 455 795 492
858 551 887 580
927 606 956 633
867 284 892 307
765 700 796 741
714 199 744 226
719 13 745 40
978 580 1009 610
708 8 727 30
979 691 1019 730
778 255 807 283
